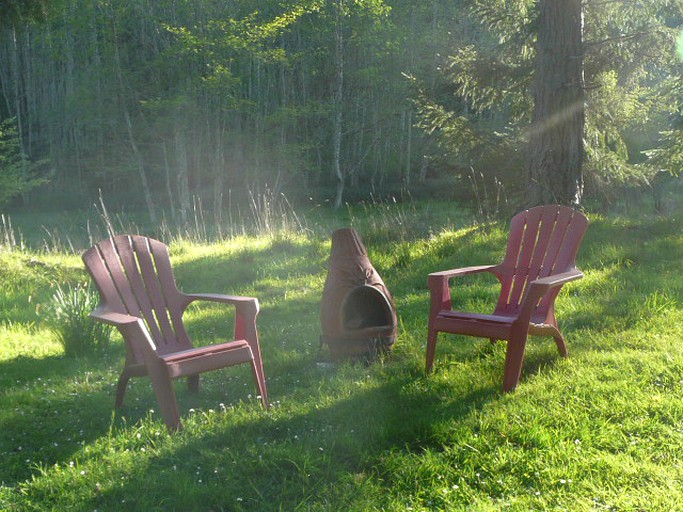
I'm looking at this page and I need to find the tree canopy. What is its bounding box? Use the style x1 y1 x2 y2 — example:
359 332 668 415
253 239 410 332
0 0 681 216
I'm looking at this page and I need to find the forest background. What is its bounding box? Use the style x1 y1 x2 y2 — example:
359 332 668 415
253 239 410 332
1 0 683 223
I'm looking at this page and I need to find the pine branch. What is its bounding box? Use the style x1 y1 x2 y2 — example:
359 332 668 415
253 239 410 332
584 30 654 49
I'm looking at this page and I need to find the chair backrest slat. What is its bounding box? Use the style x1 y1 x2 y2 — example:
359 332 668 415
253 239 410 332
126 237 182 351
495 205 587 318
83 241 127 313
110 236 169 347
83 235 193 355
94 238 142 315
527 207 564 280
134 237 192 351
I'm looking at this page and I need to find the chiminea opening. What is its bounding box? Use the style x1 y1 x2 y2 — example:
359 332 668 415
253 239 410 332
320 228 397 360
342 285 394 331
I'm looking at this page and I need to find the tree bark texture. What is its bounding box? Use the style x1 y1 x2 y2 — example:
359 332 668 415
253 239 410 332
525 0 585 208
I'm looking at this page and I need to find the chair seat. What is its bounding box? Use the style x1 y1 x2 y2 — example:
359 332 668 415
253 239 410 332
162 340 254 379
161 339 251 363
433 311 516 339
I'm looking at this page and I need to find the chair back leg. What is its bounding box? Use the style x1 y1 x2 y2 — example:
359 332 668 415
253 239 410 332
115 369 133 408
187 374 200 394
553 335 568 357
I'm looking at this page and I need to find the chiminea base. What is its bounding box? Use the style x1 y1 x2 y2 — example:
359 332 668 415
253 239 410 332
321 331 396 362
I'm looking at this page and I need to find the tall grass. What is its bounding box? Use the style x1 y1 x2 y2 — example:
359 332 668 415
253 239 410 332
2 201 683 510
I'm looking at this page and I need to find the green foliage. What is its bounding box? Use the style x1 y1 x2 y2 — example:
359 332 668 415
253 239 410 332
0 118 47 208
43 283 112 357
414 0 683 206
0 0 49 26
643 76 683 177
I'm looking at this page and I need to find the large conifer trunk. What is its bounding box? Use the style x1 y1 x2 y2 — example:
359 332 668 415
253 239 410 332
525 0 584 207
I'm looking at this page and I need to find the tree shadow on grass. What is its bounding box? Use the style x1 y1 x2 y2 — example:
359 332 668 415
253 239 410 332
72 371 499 511
0 352 121 485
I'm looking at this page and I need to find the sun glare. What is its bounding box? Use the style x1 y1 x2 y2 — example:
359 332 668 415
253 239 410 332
678 29 683 61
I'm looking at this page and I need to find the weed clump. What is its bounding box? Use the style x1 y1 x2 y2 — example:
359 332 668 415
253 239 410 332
44 283 112 356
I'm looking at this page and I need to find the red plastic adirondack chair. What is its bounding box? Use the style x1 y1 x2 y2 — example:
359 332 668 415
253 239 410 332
426 205 588 392
83 235 268 431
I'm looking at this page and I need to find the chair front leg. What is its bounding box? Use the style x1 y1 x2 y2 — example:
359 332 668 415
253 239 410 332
250 358 269 410
426 274 451 373
502 326 529 393
146 360 182 432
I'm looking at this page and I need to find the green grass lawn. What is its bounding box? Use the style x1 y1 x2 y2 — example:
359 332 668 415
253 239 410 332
2 203 683 511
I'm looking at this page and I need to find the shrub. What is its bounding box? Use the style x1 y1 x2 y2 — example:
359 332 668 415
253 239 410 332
44 283 112 356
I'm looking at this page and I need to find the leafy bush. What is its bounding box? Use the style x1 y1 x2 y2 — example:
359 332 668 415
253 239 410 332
44 283 112 356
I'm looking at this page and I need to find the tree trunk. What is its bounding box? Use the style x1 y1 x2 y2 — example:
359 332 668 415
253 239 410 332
174 127 190 224
111 9 157 224
124 109 157 224
333 0 345 210
525 0 584 207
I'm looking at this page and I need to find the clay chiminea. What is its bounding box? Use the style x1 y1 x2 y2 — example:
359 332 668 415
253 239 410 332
320 228 397 360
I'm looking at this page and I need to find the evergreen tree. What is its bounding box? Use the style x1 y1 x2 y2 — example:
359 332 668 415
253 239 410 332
415 0 682 209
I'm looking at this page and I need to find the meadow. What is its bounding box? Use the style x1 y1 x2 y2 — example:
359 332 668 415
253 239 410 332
1 199 683 511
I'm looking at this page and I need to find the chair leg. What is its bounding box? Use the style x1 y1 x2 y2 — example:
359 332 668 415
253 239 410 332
502 333 528 393
187 374 200 394
146 363 182 432
250 358 269 410
115 369 133 408
426 328 439 373
554 334 568 358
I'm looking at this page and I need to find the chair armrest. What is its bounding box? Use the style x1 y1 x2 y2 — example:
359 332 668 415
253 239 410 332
181 293 260 342
90 307 141 326
517 269 583 324
428 265 497 282
90 307 160 361
428 265 497 317
528 269 584 294
181 293 259 317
